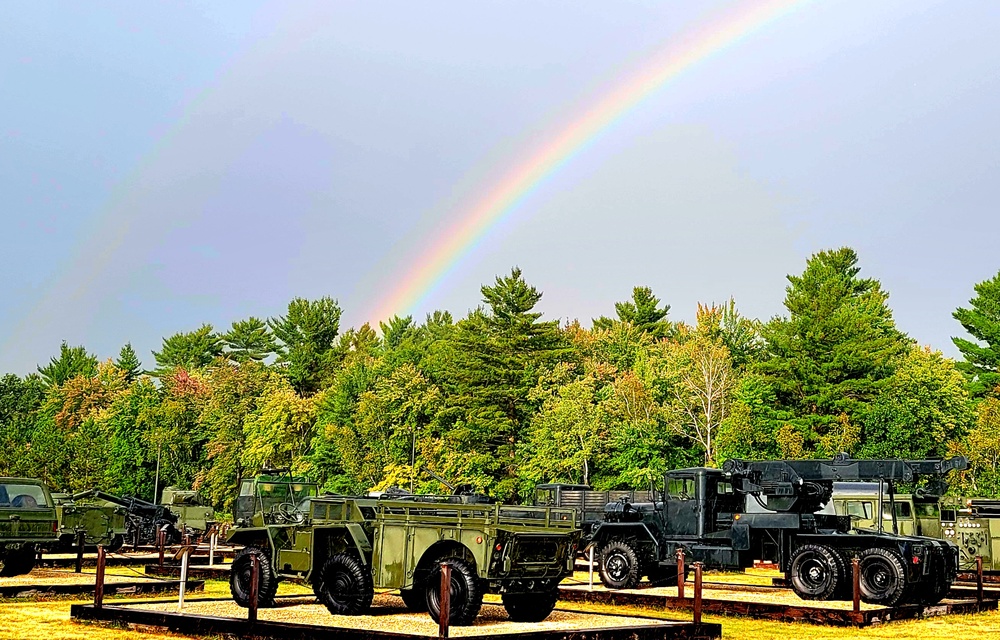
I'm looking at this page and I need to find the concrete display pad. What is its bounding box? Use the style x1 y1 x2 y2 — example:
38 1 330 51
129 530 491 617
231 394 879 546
558 584 997 627
71 594 721 639
0 568 204 598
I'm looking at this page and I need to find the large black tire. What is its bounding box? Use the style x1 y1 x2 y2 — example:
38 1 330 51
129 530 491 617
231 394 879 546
313 553 374 616
0 546 36 577
789 544 841 601
859 547 908 606
230 546 279 608
502 589 559 622
599 540 642 590
400 587 428 612
914 555 951 605
426 557 483 626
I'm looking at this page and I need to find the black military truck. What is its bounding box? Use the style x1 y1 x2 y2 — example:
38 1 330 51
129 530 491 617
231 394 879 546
227 472 581 625
551 456 965 606
0 477 59 576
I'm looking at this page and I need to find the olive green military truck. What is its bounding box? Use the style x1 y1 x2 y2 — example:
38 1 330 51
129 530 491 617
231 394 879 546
226 472 581 625
52 490 128 552
0 478 58 576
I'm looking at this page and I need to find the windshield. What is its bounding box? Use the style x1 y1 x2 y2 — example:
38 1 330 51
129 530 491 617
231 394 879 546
915 502 940 518
258 482 317 509
845 500 873 520
0 483 50 508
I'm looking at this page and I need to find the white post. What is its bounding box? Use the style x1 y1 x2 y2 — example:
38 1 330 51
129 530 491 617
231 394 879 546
209 530 217 567
588 545 595 591
178 548 190 612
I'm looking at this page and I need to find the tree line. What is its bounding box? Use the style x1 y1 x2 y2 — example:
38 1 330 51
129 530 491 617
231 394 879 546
2 247 999 512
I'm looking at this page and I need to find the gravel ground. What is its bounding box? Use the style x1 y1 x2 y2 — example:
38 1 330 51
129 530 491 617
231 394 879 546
0 568 173 587
560 582 888 611
131 593 677 636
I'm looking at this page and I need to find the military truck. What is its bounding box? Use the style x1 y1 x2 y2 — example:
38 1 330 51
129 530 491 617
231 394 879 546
52 490 128 552
534 484 658 542
226 472 581 625
159 487 216 540
0 478 59 576
557 456 964 606
832 484 1000 572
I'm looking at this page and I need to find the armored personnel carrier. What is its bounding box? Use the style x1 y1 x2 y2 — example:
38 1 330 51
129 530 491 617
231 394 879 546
226 471 581 625
0 477 58 576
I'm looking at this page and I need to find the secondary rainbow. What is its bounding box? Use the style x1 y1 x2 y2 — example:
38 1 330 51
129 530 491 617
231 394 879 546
370 0 806 323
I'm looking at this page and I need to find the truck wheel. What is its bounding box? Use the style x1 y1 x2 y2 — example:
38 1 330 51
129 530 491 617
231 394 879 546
314 553 374 616
0 546 36 577
230 546 278 608
502 588 559 622
426 557 483 626
599 540 641 590
789 544 841 600
859 547 907 606
400 587 428 612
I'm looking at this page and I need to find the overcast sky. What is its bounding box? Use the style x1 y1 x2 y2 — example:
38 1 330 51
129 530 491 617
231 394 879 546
2 1 998 375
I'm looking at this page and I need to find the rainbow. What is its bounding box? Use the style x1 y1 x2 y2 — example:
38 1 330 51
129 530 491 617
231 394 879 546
369 0 807 323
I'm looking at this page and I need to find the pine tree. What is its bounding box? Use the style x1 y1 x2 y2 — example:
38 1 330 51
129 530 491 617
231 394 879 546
953 269 1000 397
757 247 911 453
152 325 223 374
37 342 99 387
224 317 277 363
593 286 673 339
114 343 142 382
269 297 342 395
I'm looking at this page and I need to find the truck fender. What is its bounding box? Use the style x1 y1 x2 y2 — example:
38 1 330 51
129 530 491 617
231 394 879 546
344 523 372 563
590 522 659 554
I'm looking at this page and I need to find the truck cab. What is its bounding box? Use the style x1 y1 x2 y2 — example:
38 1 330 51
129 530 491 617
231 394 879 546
0 477 59 576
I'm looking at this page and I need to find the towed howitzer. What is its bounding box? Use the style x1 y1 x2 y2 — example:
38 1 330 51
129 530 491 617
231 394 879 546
74 490 181 546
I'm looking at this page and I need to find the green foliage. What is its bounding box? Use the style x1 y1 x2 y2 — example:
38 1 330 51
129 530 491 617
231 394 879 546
954 394 1000 497
0 374 47 477
37 342 98 387
152 325 223 374
114 343 142 382
757 247 911 454
859 347 972 459
953 269 1000 397
594 286 673 339
270 297 342 395
224 317 277 363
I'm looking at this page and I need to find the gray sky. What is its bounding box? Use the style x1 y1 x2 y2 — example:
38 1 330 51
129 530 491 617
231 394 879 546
2 1 998 374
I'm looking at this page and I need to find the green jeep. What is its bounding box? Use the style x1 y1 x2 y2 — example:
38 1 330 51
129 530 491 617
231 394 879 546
0 478 59 576
226 473 581 625
52 490 128 552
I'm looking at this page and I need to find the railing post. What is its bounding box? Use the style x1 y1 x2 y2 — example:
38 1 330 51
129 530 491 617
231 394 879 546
75 531 86 573
177 546 191 612
693 562 703 625
249 553 260 624
977 555 984 608
676 548 685 599
852 556 861 615
94 545 106 609
158 529 165 568
588 545 595 591
209 527 217 567
439 561 451 639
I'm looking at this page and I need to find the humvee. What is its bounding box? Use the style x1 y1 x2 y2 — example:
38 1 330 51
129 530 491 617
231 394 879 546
226 472 581 625
0 477 58 576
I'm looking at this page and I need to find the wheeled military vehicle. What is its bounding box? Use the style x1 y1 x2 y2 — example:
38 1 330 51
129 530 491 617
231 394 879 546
52 490 128 552
159 487 216 539
548 456 964 606
534 484 658 541
0 477 58 576
226 471 581 625
832 484 1000 572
